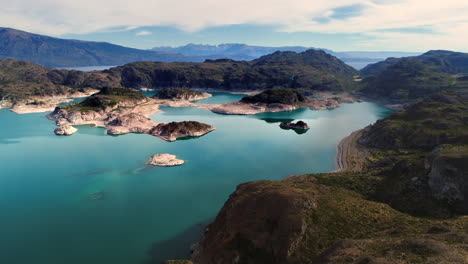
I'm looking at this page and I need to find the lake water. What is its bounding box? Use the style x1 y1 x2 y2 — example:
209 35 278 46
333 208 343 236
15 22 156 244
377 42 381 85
0 94 393 264
56 65 118 71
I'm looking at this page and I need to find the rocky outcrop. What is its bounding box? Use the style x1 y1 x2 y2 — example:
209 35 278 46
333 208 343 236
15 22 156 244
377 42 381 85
150 121 216 142
147 154 185 167
279 121 310 130
54 125 78 135
426 145 468 212
106 113 157 135
192 181 317 264
154 88 211 101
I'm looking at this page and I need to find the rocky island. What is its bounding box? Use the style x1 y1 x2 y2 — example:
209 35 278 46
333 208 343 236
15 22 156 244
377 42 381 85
150 121 215 142
210 89 341 115
279 120 310 130
147 154 185 167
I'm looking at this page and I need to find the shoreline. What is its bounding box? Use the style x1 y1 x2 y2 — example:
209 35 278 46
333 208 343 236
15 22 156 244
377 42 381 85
335 129 369 172
138 87 262 96
8 89 99 114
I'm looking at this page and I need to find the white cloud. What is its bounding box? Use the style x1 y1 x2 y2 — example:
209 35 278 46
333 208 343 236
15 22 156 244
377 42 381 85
0 0 468 50
136 30 152 36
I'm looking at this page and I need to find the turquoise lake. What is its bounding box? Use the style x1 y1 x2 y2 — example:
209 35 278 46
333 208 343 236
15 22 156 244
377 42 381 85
0 94 393 264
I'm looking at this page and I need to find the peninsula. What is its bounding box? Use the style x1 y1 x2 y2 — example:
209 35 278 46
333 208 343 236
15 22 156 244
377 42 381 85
49 88 216 141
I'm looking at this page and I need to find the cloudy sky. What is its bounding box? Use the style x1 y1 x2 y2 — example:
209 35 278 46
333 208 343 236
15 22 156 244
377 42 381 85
2 0 468 51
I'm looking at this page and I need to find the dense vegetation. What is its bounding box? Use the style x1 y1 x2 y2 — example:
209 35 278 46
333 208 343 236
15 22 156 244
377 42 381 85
107 49 358 92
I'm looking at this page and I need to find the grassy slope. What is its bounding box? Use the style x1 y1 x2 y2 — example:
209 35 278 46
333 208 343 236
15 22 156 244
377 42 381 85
360 50 468 103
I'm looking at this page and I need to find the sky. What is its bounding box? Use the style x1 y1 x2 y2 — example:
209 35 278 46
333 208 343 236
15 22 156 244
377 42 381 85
1 0 468 52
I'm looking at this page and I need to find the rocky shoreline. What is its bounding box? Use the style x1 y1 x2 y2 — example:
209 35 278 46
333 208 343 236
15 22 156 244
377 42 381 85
335 129 369 172
8 88 99 114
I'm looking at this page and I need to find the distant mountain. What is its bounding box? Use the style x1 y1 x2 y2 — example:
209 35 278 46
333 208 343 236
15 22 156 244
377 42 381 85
0 28 205 67
0 28 420 69
151 43 311 60
361 50 468 102
108 49 358 91
151 43 420 69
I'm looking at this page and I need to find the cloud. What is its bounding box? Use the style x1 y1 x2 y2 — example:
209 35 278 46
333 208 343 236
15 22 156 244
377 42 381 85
136 30 152 36
0 0 468 50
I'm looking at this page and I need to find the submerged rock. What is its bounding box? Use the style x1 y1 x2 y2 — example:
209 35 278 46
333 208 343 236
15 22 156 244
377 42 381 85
147 154 185 167
54 125 78 135
279 120 310 130
89 192 105 200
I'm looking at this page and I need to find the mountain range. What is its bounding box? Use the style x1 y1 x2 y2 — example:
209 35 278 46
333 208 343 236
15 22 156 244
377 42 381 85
151 43 421 69
0 27 419 69
0 28 205 67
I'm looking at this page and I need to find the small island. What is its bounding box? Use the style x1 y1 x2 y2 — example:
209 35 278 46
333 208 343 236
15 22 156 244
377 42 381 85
279 120 310 130
147 154 185 167
210 89 342 115
150 121 216 142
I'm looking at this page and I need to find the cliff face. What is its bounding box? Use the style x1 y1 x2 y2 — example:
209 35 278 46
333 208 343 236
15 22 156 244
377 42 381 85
192 181 316 264
190 93 468 264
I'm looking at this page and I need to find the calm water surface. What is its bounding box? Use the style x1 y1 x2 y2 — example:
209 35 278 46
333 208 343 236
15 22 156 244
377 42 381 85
0 94 393 264
56 65 118 71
